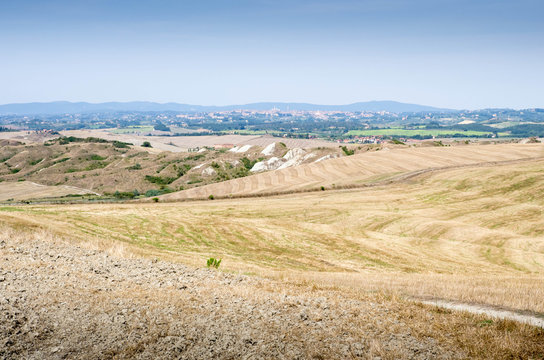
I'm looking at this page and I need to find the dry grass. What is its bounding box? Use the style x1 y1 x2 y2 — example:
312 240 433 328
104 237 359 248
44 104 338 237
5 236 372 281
160 142 544 200
1 157 543 316
60 129 338 151
2 226 544 359
0 181 96 201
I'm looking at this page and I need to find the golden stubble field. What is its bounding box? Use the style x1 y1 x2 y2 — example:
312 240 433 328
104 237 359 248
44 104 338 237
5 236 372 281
160 142 544 200
2 156 543 314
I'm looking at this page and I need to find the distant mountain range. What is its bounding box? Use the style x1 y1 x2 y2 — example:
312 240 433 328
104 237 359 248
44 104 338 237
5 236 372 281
0 100 454 115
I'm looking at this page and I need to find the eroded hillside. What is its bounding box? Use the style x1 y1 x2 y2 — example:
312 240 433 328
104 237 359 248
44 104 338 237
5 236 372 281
0 137 348 199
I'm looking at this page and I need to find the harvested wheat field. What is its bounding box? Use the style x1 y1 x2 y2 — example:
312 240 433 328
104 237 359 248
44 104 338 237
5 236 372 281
0 181 97 201
159 143 544 200
1 154 544 358
59 130 336 151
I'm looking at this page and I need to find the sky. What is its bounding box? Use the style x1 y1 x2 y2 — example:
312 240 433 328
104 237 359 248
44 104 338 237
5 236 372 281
0 0 543 109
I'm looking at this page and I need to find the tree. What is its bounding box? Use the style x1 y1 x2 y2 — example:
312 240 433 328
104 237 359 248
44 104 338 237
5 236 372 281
142 141 152 148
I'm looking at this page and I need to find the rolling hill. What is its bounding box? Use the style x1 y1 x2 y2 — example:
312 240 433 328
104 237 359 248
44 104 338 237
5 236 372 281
159 143 544 201
2 139 544 359
0 136 345 199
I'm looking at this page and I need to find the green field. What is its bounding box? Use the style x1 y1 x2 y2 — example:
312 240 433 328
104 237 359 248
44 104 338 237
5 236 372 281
110 126 155 134
346 128 503 137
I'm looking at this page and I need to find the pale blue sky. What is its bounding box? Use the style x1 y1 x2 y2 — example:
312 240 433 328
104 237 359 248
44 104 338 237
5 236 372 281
1 0 543 109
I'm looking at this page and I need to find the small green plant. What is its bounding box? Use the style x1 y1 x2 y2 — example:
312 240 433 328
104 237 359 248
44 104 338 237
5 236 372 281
207 257 221 268
478 319 494 327
152 197 159 203
208 194 215 200
141 141 152 148
320 186 325 191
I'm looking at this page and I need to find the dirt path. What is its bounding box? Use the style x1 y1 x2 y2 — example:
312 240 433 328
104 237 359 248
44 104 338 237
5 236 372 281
419 300 544 329
0 230 462 359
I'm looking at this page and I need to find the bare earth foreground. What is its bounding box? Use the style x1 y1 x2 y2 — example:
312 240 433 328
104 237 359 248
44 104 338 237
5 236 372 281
1 229 543 359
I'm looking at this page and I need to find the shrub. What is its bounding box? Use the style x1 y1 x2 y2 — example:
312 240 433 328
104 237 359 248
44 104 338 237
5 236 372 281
184 154 205 161
113 140 131 148
208 194 215 200
341 146 355 156
240 157 258 170
177 164 192 177
29 158 43 166
89 154 106 160
127 163 142 170
113 191 135 199
152 197 159 203
141 141 152 148
206 258 221 268
145 189 161 197
320 186 325 191
145 175 176 185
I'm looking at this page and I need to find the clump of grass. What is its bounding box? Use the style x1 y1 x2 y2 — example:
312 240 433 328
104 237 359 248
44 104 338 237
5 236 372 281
206 257 221 268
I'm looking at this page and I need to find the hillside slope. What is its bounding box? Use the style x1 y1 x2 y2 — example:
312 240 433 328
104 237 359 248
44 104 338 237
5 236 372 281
0 137 343 198
160 143 544 200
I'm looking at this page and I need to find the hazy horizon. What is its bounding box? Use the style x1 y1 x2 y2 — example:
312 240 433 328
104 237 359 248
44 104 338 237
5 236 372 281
1 0 543 109
0 99 541 112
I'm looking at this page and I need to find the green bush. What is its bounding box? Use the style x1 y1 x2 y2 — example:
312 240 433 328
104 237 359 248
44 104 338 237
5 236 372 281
240 157 259 170
142 141 152 148
127 163 142 170
208 194 215 200
341 146 355 156
145 189 161 197
113 140 131 148
145 175 176 185
113 191 135 199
